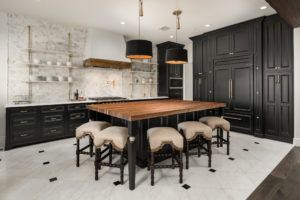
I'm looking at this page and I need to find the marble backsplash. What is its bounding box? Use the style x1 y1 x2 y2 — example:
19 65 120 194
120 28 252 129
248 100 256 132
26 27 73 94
6 13 157 104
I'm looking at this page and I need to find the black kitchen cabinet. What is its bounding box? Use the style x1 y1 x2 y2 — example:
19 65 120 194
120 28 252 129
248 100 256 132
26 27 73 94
190 17 265 137
157 41 184 98
5 103 89 150
213 24 253 59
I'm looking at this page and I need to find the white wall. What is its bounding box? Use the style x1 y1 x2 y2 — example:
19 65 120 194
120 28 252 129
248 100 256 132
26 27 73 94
0 12 8 149
294 27 300 146
85 28 129 62
183 42 193 100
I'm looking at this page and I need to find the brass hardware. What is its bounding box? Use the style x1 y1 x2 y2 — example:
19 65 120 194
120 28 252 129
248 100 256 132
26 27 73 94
277 75 280 84
20 121 28 124
20 110 28 113
20 134 29 137
198 78 202 85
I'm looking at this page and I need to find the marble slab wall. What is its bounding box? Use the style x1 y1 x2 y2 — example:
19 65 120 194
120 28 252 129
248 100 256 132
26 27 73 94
6 13 157 104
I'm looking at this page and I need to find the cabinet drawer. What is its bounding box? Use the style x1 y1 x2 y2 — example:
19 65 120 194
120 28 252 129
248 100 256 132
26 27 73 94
42 125 64 138
11 116 37 128
10 107 37 115
223 112 252 133
12 129 36 142
68 104 86 111
69 112 87 121
41 106 65 113
43 114 64 124
68 123 84 136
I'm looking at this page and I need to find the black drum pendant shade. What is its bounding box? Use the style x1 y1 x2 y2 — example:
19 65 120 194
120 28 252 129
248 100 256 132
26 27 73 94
165 48 188 64
126 39 153 59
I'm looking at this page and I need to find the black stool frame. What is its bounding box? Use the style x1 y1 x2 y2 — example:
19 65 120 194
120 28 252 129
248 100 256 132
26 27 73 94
76 135 94 167
147 142 183 186
215 128 230 155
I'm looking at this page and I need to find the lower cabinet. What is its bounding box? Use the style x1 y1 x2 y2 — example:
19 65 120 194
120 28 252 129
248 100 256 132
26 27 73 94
223 112 253 134
5 103 89 150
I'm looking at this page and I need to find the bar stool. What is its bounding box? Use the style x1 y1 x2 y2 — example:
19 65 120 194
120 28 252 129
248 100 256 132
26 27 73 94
199 116 230 155
147 127 183 186
178 121 213 169
94 126 128 184
75 121 111 167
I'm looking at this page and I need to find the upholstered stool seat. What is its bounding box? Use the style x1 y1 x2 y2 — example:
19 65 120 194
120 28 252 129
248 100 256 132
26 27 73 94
178 121 213 141
76 121 111 139
199 116 230 155
177 121 213 168
75 121 111 167
93 126 128 151
94 126 128 184
147 127 183 186
147 127 184 152
199 116 230 132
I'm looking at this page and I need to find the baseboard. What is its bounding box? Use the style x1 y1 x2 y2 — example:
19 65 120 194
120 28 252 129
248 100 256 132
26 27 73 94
294 138 300 146
0 135 5 150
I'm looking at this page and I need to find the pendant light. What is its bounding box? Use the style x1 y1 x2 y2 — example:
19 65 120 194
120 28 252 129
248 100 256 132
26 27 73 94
165 10 188 64
126 0 153 59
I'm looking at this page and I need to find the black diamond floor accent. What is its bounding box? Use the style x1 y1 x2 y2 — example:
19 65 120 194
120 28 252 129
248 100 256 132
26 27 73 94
49 177 57 182
0 158 1 162
73 143 77 146
243 149 249 151
209 169 216 173
113 181 121 186
228 157 235 161
182 184 191 190
38 150 45 153
43 161 50 165
255 142 260 144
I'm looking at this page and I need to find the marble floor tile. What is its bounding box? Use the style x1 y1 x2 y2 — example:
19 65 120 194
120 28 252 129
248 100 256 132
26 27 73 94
0 132 293 200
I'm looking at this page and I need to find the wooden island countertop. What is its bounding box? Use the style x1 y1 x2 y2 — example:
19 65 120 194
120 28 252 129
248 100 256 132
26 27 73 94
87 99 226 121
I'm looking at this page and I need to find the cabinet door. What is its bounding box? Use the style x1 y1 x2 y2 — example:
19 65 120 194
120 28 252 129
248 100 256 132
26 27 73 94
157 63 169 96
231 63 253 112
169 65 183 78
193 40 202 76
214 31 231 59
193 76 209 101
263 73 278 137
264 15 293 73
214 66 231 109
193 77 200 100
277 72 293 140
231 25 253 57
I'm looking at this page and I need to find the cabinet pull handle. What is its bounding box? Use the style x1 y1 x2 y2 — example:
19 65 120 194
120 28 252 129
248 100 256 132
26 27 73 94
50 129 57 133
20 134 29 137
20 110 28 113
223 116 242 121
199 78 202 85
228 80 231 99
20 121 28 124
277 75 280 84
51 118 57 121
198 72 203 75
230 79 233 99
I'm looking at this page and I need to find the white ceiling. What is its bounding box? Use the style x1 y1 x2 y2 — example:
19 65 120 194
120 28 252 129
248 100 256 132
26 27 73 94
0 0 275 44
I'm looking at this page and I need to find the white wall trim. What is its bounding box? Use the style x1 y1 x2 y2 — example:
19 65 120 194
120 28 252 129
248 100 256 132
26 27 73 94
294 138 300 146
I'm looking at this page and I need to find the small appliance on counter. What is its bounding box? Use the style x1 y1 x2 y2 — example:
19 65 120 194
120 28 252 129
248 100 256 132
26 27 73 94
88 96 128 102
13 95 31 105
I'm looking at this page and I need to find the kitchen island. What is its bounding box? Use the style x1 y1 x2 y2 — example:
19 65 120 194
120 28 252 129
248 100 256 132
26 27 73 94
87 99 226 190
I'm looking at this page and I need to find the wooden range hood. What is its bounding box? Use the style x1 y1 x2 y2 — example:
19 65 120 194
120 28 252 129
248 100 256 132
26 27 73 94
83 58 132 69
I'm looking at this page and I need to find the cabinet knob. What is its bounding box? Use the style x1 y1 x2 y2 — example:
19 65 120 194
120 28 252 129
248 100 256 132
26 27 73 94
256 116 260 119
198 73 203 75
229 52 234 55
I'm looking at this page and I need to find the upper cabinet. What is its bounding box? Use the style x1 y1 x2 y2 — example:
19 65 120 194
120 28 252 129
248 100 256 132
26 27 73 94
212 24 253 59
263 15 294 73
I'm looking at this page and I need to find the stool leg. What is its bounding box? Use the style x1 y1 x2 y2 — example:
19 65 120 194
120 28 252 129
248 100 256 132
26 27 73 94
208 140 212 168
109 144 113 165
120 151 124 184
151 152 155 186
89 136 93 157
172 148 175 169
197 135 201 157
227 131 230 155
95 148 99 181
76 139 80 167
179 150 183 184
147 142 150 171
216 129 220 148
185 140 189 170
220 129 223 147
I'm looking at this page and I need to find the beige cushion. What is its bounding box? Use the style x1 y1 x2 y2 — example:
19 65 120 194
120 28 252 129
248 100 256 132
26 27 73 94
199 117 230 132
147 127 183 152
178 121 212 141
93 126 128 151
76 121 111 139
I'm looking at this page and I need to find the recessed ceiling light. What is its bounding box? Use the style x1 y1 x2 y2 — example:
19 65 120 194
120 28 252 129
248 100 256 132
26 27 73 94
120 21 125 25
260 6 267 10
170 35 174 39
205 24 211 27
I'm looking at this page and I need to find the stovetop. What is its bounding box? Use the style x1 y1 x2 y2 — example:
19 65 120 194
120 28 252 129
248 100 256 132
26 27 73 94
88 97 127 101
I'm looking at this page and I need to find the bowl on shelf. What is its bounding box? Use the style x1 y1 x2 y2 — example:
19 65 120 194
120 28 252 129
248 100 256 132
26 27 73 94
66 61 72 66
56 61 62 66
33 59 41 65
46 61 53 66
57 76 64 82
